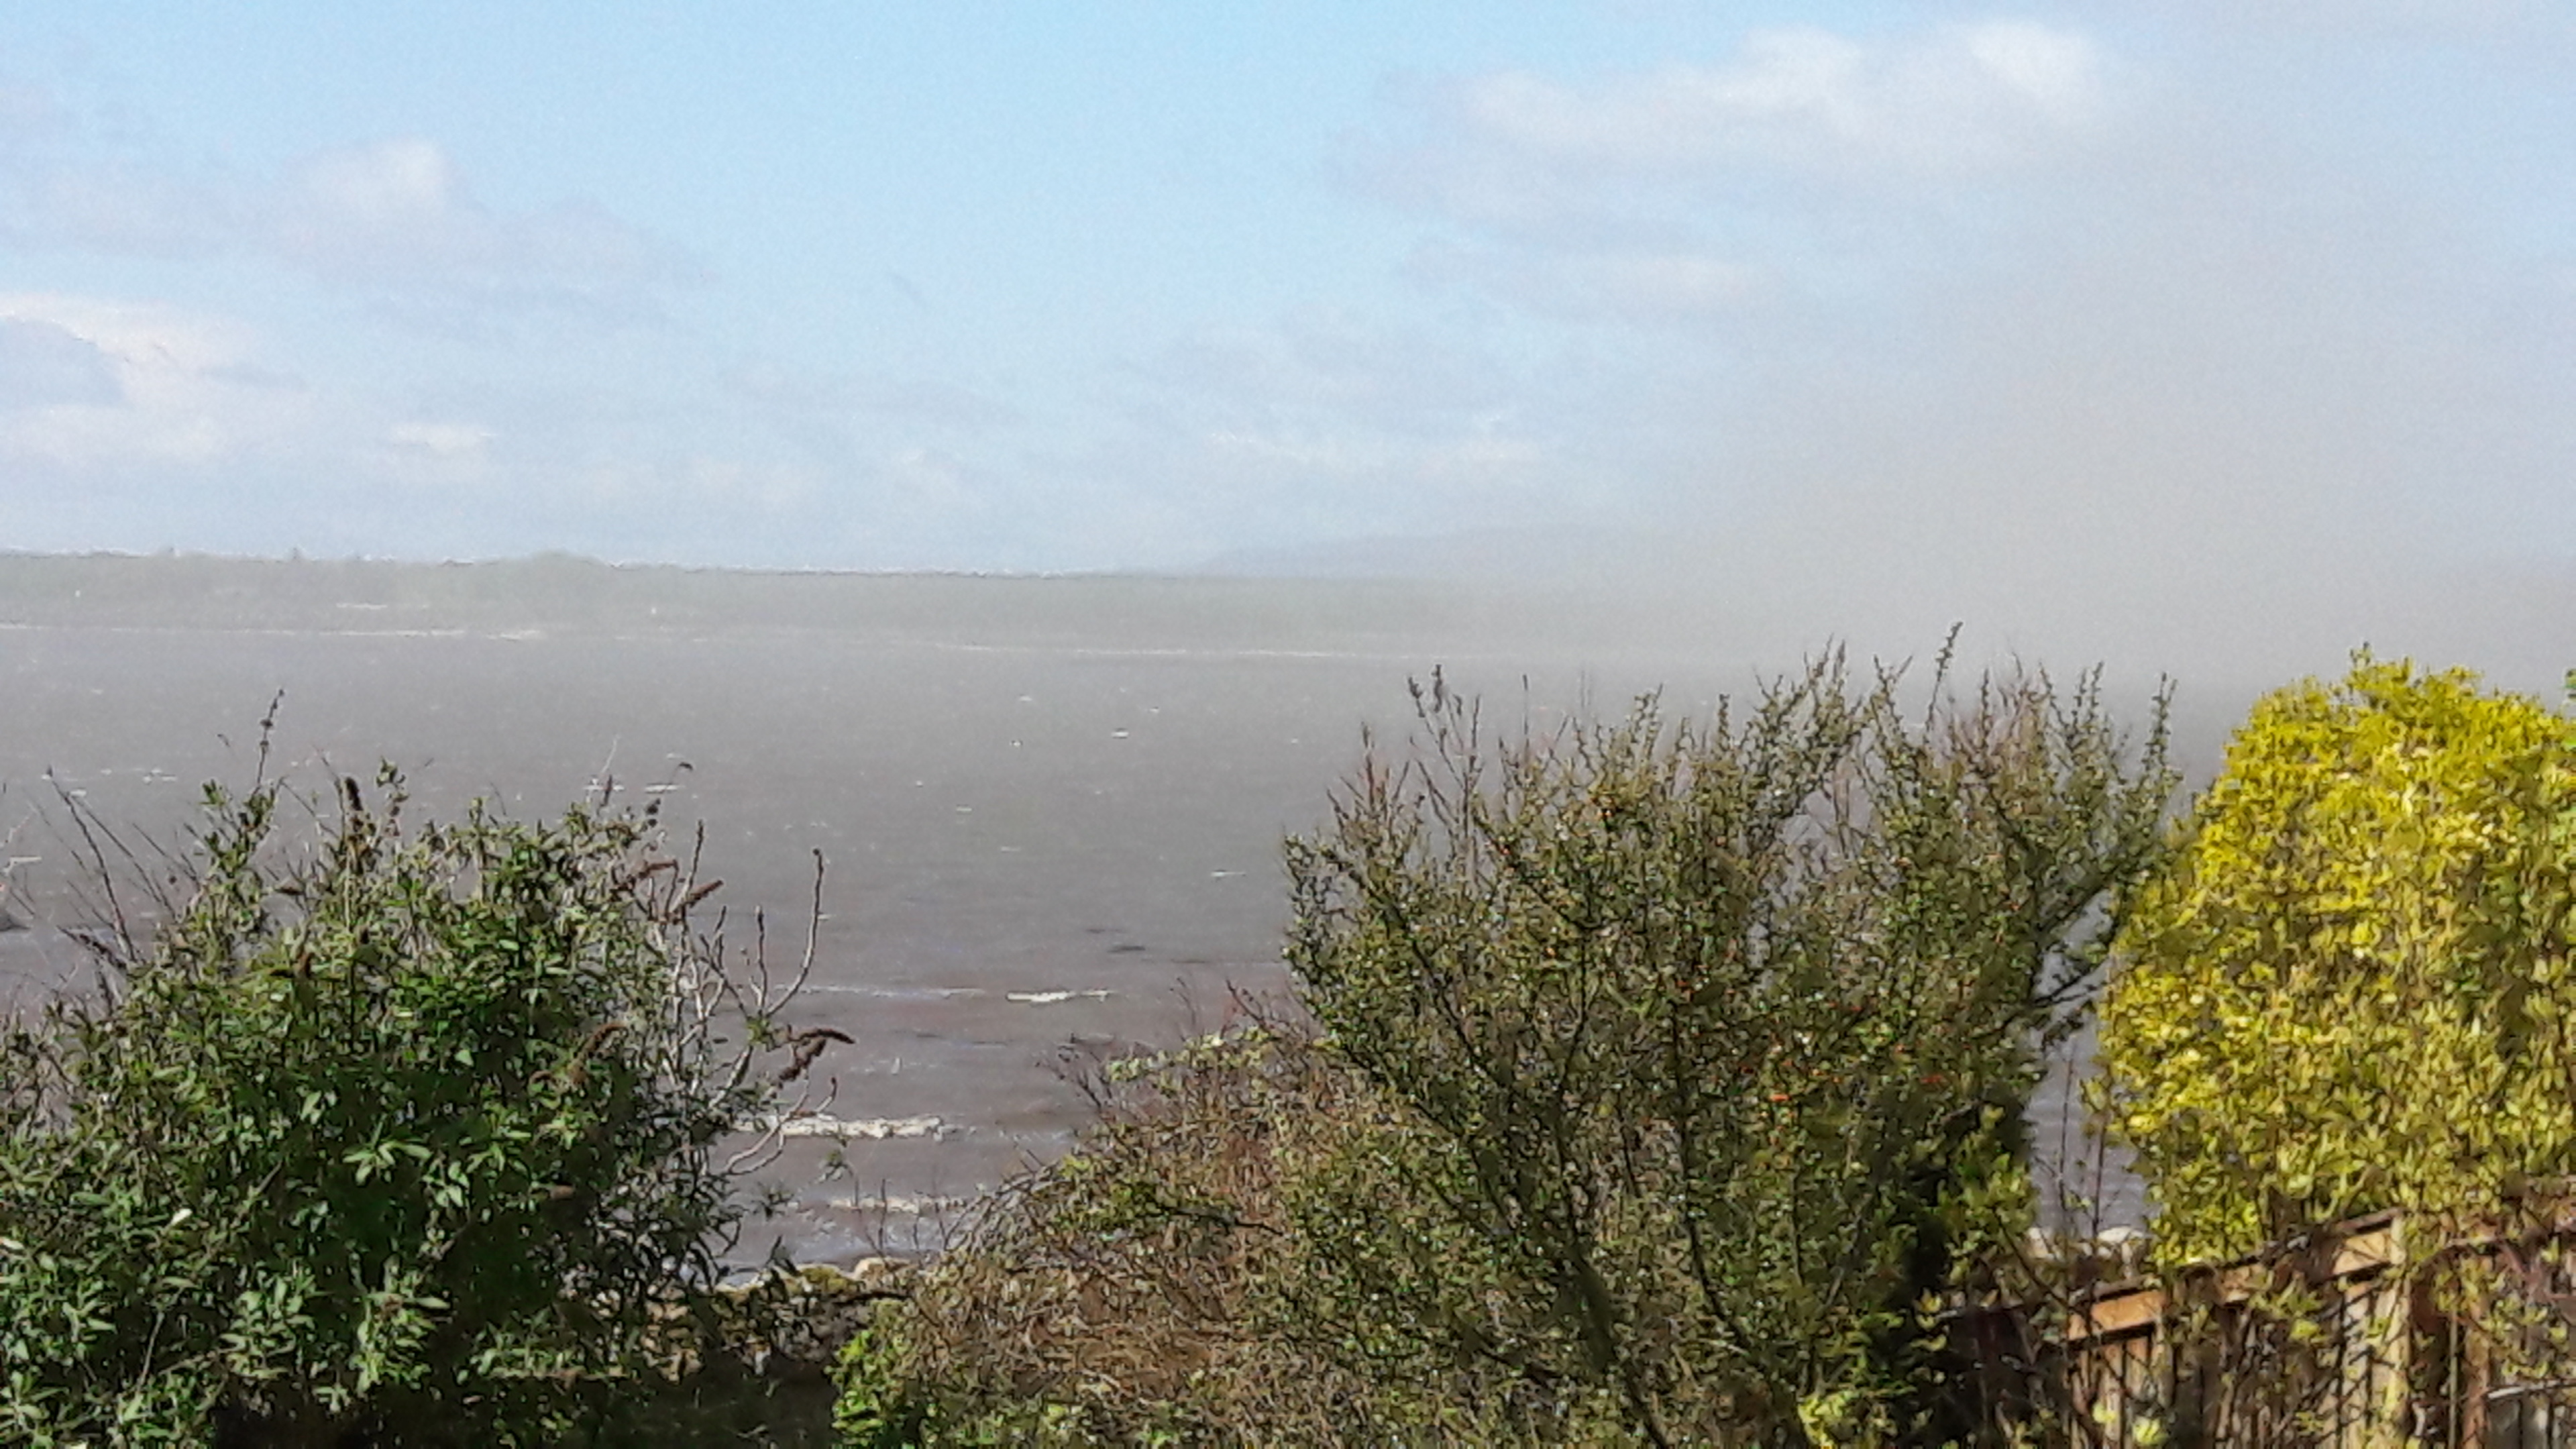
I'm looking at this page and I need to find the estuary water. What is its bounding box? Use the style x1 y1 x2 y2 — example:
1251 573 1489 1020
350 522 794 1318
0 565 2175 1262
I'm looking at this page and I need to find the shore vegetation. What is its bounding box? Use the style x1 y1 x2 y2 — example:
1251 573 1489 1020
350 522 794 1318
838 649 2178 1446
0 745 830 1446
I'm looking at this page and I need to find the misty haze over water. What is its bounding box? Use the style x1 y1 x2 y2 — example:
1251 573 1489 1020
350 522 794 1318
3 552 2571 1262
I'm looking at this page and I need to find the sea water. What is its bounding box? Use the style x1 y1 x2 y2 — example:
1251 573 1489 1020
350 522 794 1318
0 578 2177 1262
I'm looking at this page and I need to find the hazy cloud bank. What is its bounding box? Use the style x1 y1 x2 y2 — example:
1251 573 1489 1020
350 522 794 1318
1273 10 2576 686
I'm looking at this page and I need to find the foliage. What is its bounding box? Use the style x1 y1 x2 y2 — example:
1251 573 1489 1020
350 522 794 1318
2097 656 2576 1267
840 649 2176 1447
0 763 829 1446
835 1013 1632 1447
1283 655 2174 1446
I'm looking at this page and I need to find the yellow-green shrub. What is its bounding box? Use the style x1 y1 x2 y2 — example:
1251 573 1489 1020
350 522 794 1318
2098 657 2576 1265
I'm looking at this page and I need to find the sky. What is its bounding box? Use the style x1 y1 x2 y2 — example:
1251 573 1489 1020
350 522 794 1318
2 3 2574 674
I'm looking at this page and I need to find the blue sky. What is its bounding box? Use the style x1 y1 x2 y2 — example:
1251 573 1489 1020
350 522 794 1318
2 3 2572 633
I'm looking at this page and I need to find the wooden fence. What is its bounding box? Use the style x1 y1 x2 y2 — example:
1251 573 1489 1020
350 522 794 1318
2008 1210 2576 1449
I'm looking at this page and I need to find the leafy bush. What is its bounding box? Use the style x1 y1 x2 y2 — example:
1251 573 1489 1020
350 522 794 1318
2098 656 2576 1265
842 651 2175 1446
834 1012 1617 1448
1284 657 2172 1446
0 765 828 1445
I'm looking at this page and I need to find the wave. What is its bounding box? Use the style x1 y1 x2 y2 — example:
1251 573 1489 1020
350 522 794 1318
826 1191 982 1217
741 1112 953 1140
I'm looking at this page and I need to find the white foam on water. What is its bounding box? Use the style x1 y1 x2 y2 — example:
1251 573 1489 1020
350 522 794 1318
1005 989 1112 1005
796 983 987 1000
743 1112 952 1140
827 1192 982 1216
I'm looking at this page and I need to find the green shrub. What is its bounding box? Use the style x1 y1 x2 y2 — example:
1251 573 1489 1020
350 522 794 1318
0 765 826 1445
2098 656 2576 1265
841 651 2176 1447
834 1014 1628 1447
1283 657 2172 1446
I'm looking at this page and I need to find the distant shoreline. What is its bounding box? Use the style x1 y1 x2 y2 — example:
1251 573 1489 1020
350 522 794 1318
0 548 1676 663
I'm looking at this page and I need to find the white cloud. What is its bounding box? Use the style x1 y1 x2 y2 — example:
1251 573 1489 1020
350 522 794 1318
0 117 695 316
2102 0 2569 41
1350 19 2118 329
0 294 311 467
274 139 696 299
297 138 464 232
0 318 121 409
1410 242 1762 323
386 420 494 460
1389 19 2109 209
1964 23 2102 122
